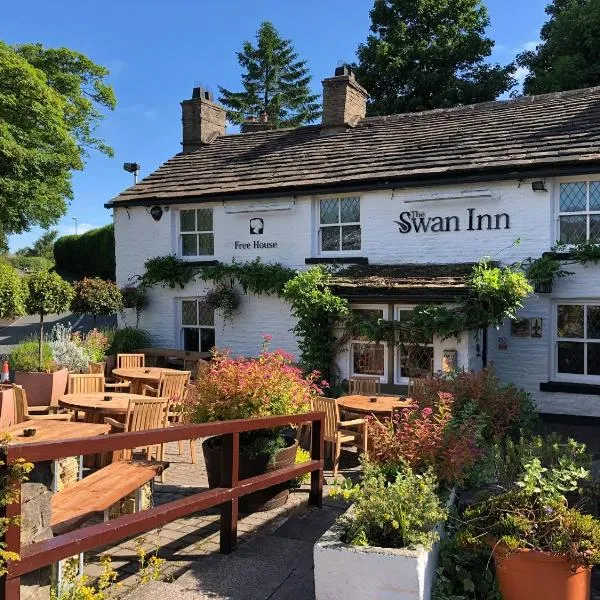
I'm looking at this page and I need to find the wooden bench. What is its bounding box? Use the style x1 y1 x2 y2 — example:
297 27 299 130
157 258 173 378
51 459 167 535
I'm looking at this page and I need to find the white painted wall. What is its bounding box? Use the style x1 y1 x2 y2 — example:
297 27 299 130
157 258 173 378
113 173 600 415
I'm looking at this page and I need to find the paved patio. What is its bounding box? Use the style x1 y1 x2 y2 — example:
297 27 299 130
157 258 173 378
75 440 360 599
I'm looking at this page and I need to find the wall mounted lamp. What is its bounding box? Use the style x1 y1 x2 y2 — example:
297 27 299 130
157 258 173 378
531 180 547 192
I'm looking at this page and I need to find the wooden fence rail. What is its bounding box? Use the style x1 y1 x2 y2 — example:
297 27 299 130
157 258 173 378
0 411 325 600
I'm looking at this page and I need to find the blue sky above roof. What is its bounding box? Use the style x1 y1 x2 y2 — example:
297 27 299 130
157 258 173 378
3 0 548 251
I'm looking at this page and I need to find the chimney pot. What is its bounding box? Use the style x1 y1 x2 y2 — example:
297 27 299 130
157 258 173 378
259 111 268 123
181 86 226 152
321 65 368 132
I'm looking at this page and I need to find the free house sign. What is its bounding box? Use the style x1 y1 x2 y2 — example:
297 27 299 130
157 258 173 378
234 217 278 250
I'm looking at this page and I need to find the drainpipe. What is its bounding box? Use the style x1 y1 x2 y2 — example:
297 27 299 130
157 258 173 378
482 328 488 368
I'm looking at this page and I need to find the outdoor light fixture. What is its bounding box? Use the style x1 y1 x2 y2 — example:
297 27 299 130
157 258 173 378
123 162 141 184
150 206 163 221
531 180 547 192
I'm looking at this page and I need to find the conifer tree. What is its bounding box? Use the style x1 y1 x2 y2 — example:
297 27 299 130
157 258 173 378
355 0 515 115
219 22 321 128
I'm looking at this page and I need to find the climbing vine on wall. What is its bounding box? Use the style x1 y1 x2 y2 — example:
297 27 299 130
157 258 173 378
0 433 33 576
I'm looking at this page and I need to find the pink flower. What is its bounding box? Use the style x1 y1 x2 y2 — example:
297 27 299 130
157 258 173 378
262 334 273 341
421 407 433 417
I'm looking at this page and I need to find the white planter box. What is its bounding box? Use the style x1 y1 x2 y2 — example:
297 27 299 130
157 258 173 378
314 491 454 600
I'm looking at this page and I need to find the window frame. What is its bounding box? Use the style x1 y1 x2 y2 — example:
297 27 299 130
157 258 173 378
555 178 600 246
178 207 215 258
316 195 362 256
179 297 216 353
349 304 388 383
553 300 600 384
392 304 435 385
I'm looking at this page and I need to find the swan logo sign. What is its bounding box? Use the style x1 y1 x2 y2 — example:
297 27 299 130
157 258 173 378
250 218 264 235
394 208 510 234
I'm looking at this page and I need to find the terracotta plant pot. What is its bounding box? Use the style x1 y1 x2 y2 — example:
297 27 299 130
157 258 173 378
0 385 15 427
494 547 591 600
15 368 69 408
203 435 298 513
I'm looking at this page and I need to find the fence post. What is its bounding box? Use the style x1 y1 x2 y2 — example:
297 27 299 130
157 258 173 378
0 459 22 600
309 415 324 508
219 432 239 554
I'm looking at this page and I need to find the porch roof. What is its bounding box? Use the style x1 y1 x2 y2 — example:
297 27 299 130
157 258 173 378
329 262 476 302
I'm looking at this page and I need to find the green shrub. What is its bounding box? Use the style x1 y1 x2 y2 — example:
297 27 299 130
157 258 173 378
0 263 27 319
5 255 53 273
10 339 54 373
54 224 115 280
106 327 152 355
332 461 447 550
71 278 124 324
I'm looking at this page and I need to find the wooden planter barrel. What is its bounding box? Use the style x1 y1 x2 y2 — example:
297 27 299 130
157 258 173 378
203 436 298 513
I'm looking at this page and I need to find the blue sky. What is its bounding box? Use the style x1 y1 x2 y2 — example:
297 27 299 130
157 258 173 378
3 0 549 252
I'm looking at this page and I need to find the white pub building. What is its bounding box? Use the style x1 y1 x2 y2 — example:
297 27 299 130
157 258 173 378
107 67 600 418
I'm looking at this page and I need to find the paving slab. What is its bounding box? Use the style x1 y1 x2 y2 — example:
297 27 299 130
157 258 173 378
120 581 203 600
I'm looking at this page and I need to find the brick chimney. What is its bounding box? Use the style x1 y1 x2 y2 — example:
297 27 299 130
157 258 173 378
181 87 226 152
321 65 368 132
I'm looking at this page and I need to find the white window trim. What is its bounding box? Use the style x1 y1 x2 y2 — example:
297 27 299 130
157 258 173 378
552 300 600 384
178 207 215 259
179 297 216 353
554 177 600 246
349 304 388 383
315 195 363 256
393 304 434 385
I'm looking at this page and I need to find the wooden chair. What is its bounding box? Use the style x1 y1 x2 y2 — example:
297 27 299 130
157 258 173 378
166 384 197 464
349 376 381 396
407 368 430 398
311 396 367 477
68 373 130 394
104 397 170 462
183 359 209 381
116 353 145 369
141 371 190 401
12 384 71 423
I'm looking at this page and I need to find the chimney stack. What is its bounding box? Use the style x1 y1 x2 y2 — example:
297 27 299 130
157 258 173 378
181 87 226 152
321 65 368 133
240 112 271 134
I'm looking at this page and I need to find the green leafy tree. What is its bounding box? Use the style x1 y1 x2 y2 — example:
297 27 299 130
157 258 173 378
71 278 124 326
355 0 515 115
219 21 321 128
518 0 600 94
0 42 116 241
0 263 27 319
15 229 58 260
24 271 74 369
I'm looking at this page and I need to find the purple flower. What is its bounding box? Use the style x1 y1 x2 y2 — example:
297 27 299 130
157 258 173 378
544 506 553 514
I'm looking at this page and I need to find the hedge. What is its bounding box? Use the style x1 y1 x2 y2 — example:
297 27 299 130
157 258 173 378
5 255 53 273
54 224 115 280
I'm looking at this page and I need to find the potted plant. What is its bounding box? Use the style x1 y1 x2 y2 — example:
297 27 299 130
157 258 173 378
71 277 124 327
315 461 448 600
15 271 73 407
522 255 573 293
187 336 322 512
458 458 600 600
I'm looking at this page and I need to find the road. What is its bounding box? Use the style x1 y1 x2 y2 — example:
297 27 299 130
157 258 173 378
0 313 117 356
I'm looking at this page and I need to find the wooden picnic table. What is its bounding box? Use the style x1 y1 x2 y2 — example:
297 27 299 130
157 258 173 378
336 395 414 419
5 419 110 444
111 367 182 394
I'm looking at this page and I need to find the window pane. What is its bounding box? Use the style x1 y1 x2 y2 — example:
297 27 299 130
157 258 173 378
560 182 586 212
198 304 215 327
198 233 214 255
181 234 198 256
590 215 600 243
320 199 339 224
587 306 600 339
590 182 600 210
340 197 360 223
588 343 600 375
321 227 340 251
181 301 197 326
559 215 587 244
353 308 384 320
200 328 216 353
557 305 584 338
183 328 199 351
557 341 585 374
405 345 434 376
341 225 361 251
352 343 384 376
197 208 213 232
180 210 196 232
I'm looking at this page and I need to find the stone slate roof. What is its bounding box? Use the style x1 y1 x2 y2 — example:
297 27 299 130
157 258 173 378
108 86 600 207
329 263 476 301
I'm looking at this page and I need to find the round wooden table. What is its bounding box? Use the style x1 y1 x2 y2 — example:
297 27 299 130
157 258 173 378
111 367 182 394
59 392 148 423
336 395 414 419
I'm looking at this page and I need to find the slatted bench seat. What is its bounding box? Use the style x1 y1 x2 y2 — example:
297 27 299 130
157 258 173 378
51 459 167 535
